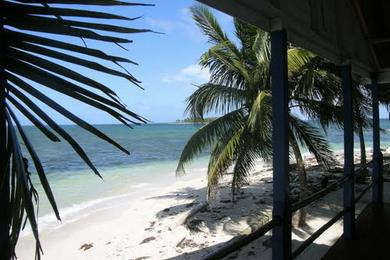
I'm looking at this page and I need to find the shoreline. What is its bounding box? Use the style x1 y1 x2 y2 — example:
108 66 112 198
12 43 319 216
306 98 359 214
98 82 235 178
16 169 210 259
16 149 383 259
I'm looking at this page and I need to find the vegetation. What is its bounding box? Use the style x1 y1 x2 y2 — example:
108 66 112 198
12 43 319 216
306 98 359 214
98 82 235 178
177 5 376 227
176 117 218 123
0 1 151 259
352 85 372 176
176 5 344 206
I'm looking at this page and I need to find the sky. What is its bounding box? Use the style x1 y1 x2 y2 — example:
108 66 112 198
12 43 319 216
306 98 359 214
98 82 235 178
14 1 389 125
15 0 234 125
124 0 234 123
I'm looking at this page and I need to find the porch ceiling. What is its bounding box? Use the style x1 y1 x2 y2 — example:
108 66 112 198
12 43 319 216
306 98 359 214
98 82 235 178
198 0 390 84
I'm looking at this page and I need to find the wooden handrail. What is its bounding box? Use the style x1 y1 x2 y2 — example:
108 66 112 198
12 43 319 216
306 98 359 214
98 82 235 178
203 219 279 260
291 210 345 259
202 161 374 259
292 160 373 212
292 176 348 212
355 182 373 204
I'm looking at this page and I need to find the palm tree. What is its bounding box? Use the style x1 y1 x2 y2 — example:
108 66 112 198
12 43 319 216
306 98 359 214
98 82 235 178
289 49 373 179
353 85 372 173
176 5 337 211
1 1 152 259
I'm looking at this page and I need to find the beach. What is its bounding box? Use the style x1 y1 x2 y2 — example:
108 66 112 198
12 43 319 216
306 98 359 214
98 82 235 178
16 148 389 260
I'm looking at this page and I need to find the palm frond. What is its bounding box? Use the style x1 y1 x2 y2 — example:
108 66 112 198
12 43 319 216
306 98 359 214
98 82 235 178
290 115 336 169
231 138 260 195
247 90 271 134
176 109 246 175
200 42 249 88
185 83 247 119
234 18 258 66
1 1 152 258
253 30 271 77
207 125 245 196
191 4 236 51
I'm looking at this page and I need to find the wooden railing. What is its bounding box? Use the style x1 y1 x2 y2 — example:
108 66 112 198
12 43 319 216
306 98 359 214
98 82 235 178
202 161 375 259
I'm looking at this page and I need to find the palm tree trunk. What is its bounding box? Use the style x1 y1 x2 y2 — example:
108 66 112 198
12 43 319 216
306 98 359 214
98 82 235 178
358 122 367 168
291 138 308 227
356 122 368 184
0 13 11 259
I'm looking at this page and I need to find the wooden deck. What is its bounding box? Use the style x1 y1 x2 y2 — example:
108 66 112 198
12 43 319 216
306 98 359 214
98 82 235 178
322 203 390 260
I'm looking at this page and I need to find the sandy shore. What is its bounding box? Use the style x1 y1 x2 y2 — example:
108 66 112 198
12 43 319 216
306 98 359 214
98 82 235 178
16 150 389 260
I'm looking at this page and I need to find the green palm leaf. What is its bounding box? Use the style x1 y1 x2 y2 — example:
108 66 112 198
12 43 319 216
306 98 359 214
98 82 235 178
290 116 336 169
207 124 245 195
176 109 246 175
185 83 247 119
0 1 152 259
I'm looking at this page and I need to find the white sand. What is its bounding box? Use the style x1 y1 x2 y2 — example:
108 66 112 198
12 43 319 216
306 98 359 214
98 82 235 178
15 150 389 260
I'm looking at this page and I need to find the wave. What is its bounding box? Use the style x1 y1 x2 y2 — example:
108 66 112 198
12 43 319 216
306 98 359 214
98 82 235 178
131 182 151 189
21 193 131 237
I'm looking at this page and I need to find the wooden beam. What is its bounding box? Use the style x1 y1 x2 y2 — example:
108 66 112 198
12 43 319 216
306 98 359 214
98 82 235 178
341 64 355 240
370 37 390 44
372 76 383 204
351 0 381 70
271 29 291 260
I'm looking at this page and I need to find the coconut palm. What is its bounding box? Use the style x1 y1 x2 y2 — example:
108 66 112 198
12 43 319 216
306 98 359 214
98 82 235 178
0 1 152 259
345 84 372 180
289 49 373 178
176 5 337 206
287 49 375 224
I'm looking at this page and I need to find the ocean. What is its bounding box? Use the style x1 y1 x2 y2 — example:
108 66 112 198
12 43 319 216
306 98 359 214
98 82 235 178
21 120 390 233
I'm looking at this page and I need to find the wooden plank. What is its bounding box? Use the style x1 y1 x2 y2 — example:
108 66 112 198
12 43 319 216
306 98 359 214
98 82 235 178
372 76 383 204
270 29 291 260
341 64 355 240
323 203 390 260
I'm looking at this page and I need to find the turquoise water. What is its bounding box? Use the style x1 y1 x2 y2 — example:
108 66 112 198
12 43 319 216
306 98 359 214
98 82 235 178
24 123 210 219
21 121 390 226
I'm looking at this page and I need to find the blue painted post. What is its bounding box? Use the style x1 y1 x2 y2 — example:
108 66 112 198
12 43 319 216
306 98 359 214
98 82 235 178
341 65 355 240
371 76 383 204
271 29 291 260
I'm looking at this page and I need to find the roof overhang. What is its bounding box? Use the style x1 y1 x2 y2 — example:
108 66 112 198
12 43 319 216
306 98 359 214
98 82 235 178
198 0 390 84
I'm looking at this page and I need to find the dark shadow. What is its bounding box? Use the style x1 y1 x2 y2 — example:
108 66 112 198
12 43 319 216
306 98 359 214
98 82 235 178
156 202 200 219
323 203 390 260
165 234 333 260
146 186 204 200
148 176 274 234
145 165 390 260
292 227 309 239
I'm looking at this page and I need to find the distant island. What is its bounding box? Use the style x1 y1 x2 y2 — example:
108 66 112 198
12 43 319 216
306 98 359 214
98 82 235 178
175 117 217 123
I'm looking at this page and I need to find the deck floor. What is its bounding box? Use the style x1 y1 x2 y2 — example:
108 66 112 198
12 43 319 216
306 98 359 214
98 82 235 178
322 203 390 260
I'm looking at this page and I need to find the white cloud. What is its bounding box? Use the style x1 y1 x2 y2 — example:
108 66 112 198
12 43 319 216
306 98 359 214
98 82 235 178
144 17 175 33
144 8 203 41
162 64 210 83
145 5 234 42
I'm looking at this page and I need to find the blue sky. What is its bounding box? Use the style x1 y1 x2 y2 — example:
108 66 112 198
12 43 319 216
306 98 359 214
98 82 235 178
124 0 234 123
15 0 234 125
15 1 389 125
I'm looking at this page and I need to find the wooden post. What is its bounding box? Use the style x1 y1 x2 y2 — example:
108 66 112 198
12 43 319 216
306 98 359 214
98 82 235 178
0 7 10 259
371 76 383 204
341 64 355 240
271 29 291 260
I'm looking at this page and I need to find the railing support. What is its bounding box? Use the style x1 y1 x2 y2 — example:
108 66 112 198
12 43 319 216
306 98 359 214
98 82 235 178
371 76 383 204
341 64 355 240
271 29 291 260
